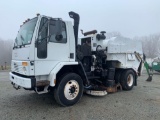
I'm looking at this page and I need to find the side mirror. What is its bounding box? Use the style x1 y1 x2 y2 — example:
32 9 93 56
37 38 47 58
56 19 62 35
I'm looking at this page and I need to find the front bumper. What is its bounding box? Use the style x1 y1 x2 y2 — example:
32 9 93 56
9 72 35 89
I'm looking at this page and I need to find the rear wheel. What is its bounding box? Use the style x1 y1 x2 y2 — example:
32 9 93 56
120 70 135 90
54 73 83 106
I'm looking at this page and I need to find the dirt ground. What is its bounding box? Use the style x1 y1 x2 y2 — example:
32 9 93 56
0 70 160 120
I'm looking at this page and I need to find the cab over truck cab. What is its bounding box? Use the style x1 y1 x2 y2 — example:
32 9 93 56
10 12 144 106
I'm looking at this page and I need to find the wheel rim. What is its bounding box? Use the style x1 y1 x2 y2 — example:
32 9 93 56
127 74 134 87
64 80 79 100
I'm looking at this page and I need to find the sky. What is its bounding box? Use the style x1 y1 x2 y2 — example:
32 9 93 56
0 0 160 40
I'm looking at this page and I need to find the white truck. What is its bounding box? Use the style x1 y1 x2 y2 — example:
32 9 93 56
10 11 143 106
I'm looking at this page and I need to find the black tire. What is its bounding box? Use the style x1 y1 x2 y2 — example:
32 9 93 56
120 70 135 91
54 73 83 106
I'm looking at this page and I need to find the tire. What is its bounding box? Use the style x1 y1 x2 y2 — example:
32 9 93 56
120 70 135 91
54 73 83 106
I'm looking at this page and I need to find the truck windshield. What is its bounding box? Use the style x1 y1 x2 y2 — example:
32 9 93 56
14 17 38 47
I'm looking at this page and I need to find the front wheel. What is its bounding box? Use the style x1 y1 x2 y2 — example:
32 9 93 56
120 70 135 90
54 73 83 106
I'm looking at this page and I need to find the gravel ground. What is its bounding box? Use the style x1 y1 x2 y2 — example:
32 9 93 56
0 70 160 120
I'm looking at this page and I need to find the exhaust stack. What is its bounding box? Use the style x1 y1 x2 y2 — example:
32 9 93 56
69 11 80 47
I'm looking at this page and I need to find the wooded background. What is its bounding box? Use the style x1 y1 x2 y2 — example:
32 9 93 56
0 38 13 66
0 32 159 66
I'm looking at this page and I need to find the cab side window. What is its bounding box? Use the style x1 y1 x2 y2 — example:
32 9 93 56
49 20 67 43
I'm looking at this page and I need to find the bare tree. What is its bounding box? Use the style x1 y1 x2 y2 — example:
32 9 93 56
133 33 160 58
0 38 13 66
105 31 122 39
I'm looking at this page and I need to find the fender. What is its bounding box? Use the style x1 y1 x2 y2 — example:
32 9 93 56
48 62 78 86
128 68 138 86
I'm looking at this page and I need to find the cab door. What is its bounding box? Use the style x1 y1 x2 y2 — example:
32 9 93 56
35 17 70 76
47 19 70 61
